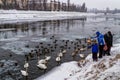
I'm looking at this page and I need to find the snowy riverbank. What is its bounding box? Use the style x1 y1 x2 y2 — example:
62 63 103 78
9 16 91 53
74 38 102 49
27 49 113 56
0 10 100 24
35 43 120 80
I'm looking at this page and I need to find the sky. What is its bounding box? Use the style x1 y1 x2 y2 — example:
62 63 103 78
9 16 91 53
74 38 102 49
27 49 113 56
58 0 120 10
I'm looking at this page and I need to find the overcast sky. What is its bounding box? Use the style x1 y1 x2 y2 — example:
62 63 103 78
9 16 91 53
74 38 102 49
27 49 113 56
58 0 120 10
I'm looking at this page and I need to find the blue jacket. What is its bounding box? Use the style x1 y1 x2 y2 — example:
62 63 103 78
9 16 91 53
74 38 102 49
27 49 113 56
96 31 105 46
88 43 98 53
92 43 98 53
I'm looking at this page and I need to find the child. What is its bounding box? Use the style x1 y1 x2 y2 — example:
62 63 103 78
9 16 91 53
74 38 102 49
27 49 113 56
88 39 98 61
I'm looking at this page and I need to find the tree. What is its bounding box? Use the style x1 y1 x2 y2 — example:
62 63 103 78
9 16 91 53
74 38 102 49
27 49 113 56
58 1 60 11
67 0 70 11
43 0 47 11
1 0 7 9
81 3 87 12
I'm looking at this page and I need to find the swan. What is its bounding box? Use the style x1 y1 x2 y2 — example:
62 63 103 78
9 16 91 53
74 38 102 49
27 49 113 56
37 63 47 70
21 70 28 76
56 56 61 62
56 56 61 64
58 52 63 57
79 54 85 58
45 56 51 61
62 50 67 54
58 50 63 57
24 62 29 68
38 59 47 64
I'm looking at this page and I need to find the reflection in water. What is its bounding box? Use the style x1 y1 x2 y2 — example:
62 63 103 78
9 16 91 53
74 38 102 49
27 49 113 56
0 16 120 41
0 18 87 40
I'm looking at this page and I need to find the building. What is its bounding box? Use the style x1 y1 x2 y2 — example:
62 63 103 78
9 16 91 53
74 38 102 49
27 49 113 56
0 0 28 9
0 0 87 12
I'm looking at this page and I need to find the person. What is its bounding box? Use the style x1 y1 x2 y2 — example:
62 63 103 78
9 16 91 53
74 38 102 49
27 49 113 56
91 39 99 61
104 31 113 55
96 31 105 58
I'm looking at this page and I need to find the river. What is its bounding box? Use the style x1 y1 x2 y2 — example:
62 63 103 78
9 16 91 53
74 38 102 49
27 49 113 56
0 14 120 79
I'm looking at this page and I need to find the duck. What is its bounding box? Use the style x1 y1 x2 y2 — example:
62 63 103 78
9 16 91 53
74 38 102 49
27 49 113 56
71 49 79 57
71 41 74 44
68 47 71 49
47 44 51 46
72 52 76 57
25 55 29 61
9 53 12 57
80 48 87 52
40 42 43 45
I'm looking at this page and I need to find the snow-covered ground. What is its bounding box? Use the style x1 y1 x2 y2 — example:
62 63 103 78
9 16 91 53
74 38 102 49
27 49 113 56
0 10 101 24
35 43 120 80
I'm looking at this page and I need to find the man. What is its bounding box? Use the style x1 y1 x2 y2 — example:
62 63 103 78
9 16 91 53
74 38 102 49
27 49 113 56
96 31 105 58
104 31 113 55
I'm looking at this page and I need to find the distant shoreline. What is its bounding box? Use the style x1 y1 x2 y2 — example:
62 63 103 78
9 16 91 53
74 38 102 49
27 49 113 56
0 10 99 24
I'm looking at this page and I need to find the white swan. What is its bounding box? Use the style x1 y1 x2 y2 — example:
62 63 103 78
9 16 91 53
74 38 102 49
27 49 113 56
58 52 63 57
38 59 47 64
21 70 28 76
24 62 29 68
45 56 51 61
37 63 47 70
62 50 67 54
56 56 61 62
79 54 85 58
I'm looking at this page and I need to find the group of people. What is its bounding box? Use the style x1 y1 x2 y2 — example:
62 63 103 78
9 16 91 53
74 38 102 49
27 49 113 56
89 31 113 61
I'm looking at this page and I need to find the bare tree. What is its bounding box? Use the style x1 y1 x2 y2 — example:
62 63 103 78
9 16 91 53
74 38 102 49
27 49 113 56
67 0 70 11
58 1 60 11
43 0 47 11
1 0 7 9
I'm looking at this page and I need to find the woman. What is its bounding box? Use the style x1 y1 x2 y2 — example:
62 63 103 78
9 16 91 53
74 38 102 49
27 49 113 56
104 31 113 55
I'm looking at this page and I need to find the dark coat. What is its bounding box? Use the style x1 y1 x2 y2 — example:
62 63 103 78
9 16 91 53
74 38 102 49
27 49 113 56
104 32 113 47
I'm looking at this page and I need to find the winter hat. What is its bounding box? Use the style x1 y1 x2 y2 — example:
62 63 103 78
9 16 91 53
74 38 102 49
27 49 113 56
96 31 100 36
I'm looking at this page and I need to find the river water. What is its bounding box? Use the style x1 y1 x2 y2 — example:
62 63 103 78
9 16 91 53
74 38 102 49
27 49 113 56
0 14 120 79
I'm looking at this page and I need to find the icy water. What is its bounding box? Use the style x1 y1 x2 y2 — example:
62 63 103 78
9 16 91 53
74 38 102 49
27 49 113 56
0 14 120 79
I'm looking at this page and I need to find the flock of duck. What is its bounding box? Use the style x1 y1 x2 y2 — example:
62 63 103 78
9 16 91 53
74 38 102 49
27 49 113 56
20 35 90 78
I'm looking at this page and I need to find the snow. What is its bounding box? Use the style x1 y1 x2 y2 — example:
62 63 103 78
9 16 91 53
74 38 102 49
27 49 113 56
35 61 81 80
35 42 120 80
0 10 100 24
